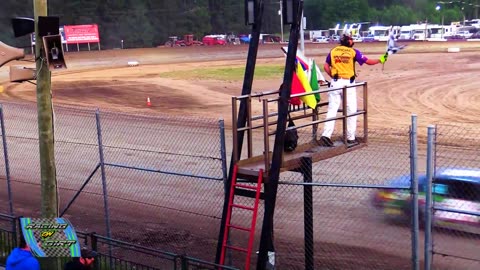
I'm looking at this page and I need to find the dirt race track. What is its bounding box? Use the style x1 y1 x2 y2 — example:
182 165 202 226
2 41 480 130
0 41 480 269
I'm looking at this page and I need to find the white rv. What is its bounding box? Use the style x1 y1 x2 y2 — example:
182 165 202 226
442 23 464 38
429 24 445 39
368 26 391 41
310 30 329 41
410 24 431 40
439 25 456 38
399 26 414 40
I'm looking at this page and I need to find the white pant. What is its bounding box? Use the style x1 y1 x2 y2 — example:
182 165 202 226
322 79 357 140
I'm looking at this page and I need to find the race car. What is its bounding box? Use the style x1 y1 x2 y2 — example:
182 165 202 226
372 167 480 235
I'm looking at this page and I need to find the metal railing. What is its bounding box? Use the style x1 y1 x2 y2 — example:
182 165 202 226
90 233 239 270
0 213 16 266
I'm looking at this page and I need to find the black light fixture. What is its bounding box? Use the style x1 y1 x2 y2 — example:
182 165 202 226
245 0 256 25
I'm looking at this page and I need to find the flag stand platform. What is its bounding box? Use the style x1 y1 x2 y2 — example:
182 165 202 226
236 136 367 182
231 81 369 183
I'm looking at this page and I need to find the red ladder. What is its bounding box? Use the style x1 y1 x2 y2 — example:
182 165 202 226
219 165 263 270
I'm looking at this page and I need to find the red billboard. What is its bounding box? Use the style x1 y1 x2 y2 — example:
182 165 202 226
63 24 100 44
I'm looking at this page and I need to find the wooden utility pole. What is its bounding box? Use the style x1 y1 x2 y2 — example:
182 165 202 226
34 0 58 218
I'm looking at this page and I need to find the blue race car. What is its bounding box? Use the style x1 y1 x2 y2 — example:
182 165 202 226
372 167 480 235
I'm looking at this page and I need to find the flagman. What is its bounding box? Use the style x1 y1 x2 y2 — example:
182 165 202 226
320 34 388 147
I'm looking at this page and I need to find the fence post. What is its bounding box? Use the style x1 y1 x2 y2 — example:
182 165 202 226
433 125 438 176
90 232 100 270
341 86 348 145
301 157 314 270
13 215 19 247
218 118 232 265
410 114 419 270
0 105 14 217
424 125 435 270
90 232 98 251
180 255 188 270
219 119 228 184
95 110 113 260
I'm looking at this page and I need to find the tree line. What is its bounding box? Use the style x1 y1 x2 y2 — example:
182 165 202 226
1 0 478 49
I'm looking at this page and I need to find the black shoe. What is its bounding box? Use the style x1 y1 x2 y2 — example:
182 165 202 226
346 139 359 146
320 136 334 147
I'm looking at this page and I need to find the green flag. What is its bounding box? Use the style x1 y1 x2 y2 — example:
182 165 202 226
310 60 321 102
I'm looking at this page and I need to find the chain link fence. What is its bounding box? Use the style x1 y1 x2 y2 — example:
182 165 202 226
260 122 479 270
1 100 479 269
270 126 416 270
0 101 228 267
431 124 480 270
96 109 227 262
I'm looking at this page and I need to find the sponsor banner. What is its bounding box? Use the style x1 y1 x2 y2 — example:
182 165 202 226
63 24 100 44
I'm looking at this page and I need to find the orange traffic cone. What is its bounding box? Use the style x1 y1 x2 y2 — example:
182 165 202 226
146 97 151 107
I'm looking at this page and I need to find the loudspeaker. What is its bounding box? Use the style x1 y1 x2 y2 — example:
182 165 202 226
11 17 35 38
0 41 25 68
42 35 67 70
9 66 36 82
38 16 59 37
